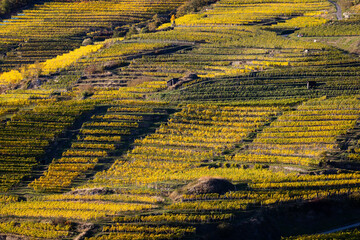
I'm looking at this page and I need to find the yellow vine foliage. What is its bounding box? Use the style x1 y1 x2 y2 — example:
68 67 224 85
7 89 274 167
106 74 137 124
41 44 104 75
0 43 103 85
0 70 23 84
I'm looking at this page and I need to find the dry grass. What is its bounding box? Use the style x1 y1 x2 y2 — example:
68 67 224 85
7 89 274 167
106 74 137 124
127 76 155 87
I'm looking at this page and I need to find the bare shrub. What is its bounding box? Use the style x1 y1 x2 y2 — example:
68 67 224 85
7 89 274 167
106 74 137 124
127 76 154 87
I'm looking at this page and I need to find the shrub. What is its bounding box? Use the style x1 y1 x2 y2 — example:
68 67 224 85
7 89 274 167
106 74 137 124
83 64 104 76
176 0 217 17
82 38 93 46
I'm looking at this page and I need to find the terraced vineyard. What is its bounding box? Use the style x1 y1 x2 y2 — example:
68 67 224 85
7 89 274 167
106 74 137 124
231 96 360 166
0 0 188 72
0 0 360 239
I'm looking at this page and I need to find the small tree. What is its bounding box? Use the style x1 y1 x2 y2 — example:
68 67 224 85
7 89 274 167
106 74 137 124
171 14 176 27
21 61 42 81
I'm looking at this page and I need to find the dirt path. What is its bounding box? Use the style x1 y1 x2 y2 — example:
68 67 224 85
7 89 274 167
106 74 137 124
328 0 343 20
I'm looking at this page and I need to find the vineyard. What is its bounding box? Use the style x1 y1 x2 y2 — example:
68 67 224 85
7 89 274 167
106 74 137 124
0 0 360 239
0 0 188 72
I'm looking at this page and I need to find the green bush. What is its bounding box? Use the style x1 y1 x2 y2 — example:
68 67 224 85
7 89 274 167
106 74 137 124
0 0 33 15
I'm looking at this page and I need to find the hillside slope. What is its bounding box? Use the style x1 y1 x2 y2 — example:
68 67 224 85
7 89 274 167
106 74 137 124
0 0 360 239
